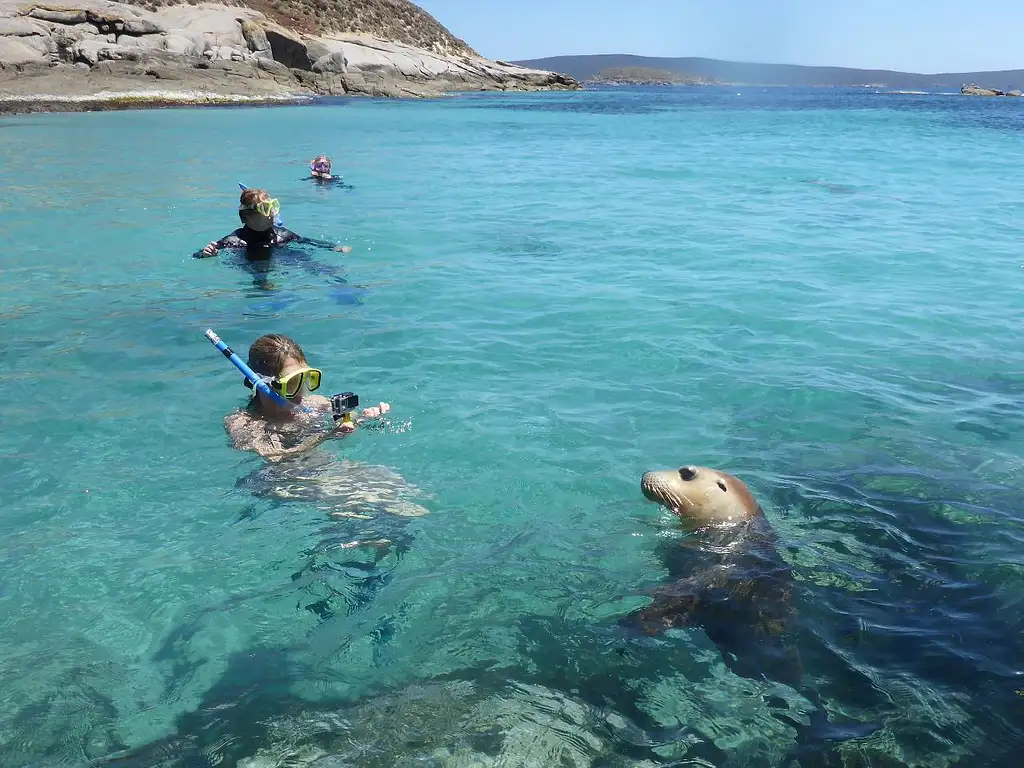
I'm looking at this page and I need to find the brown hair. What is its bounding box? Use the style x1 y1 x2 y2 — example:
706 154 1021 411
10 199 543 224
312 154 330 165
239 187 271 209
247 334 307 378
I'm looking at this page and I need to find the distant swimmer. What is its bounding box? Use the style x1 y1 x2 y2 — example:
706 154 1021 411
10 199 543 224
194 187 352 259
308 154 343 183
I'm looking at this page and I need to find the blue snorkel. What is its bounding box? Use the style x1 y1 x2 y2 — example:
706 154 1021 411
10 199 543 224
205 329 313 413
238 182 285 227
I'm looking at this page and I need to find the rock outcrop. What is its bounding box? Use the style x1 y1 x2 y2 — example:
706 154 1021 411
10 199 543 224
0 0 580 112
961 84 1023 97
583 66 720 86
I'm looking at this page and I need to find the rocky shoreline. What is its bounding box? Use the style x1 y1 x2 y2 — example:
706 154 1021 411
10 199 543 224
0 0 580 114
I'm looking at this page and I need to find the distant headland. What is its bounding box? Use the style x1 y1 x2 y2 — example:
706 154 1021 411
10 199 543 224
512 53 1024 93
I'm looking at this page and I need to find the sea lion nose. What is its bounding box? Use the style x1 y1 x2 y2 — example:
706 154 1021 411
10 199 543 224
679 466 697 481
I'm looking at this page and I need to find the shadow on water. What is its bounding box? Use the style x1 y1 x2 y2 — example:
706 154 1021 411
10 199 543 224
219 244 369 309
232 451 430 623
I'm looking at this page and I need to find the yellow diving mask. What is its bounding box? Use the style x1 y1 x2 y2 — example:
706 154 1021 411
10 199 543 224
239 198 281 218
246 367 322 399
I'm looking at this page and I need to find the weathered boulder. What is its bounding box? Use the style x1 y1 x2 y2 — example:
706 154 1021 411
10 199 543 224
70 22 99 36
85 9 127 34
304 38 331 63
162 33 204 58
28 7 87 24
122 18 166 36
203 44 242 61
239 18 269 58
0 17 49 36
255 56 290 77
156 4 251 48
0 35 43 64
116 34 163 52
311 51 346 75
74 38 129 64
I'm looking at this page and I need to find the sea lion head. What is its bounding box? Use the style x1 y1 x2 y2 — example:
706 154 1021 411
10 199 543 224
640 465 762 528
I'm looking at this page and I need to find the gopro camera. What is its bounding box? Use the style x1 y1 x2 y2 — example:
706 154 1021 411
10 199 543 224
331 392 359 422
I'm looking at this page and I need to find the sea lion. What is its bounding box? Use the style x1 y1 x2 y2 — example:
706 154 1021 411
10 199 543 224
622 464 881 758
624 465 802 688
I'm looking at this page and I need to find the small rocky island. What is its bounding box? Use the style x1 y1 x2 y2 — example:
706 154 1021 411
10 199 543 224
583 66 720 87
961 84 1023 97
0 0 581 113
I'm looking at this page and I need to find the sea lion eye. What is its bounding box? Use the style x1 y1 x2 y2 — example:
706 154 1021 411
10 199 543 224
679 466 697 481
717 480 727 492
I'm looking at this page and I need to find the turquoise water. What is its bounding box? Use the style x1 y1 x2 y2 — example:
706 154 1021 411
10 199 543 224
2 87 1024 766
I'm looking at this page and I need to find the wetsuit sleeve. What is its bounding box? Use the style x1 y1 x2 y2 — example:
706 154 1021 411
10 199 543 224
269 227 337 250
217 229 249 249
291 231 341 250
192 229 248 258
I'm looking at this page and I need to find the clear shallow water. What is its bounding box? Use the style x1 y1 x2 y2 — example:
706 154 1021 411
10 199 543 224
1 87 1024 766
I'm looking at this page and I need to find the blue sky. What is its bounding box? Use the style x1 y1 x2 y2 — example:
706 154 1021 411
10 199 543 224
417 0 1023 73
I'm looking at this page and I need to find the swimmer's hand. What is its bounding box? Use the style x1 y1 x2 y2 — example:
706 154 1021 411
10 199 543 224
201 242 219 257
336 419 356 434
360 402 390 420
334 245 352 254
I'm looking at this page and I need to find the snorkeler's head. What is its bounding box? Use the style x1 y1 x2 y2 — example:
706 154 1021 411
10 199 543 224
238 188 279 232
310 155 331 175
247 334 322 408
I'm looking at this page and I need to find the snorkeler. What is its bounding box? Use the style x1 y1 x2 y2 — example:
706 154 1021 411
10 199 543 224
224 333 390 462
195 187 352 259
308 154 338 181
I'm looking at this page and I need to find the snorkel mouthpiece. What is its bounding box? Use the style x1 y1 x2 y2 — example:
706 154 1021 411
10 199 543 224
204 329 312 413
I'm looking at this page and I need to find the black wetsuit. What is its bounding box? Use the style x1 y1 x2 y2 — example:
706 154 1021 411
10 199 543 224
192 225 347 291
305 175 351 188
194 224 306 254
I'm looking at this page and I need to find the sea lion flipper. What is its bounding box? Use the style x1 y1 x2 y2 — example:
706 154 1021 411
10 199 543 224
618 575 709 635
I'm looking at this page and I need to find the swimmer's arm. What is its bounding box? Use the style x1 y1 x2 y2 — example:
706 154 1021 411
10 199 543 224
290 232 352 254
194 231 247 258
225 409 349 463
254 430 336 463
